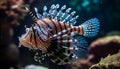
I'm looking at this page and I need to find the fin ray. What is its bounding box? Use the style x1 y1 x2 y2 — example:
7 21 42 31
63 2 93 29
81 18 100 37
72 36 89 58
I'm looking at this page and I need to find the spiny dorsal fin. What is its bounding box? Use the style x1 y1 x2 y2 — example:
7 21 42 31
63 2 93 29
43 6 48 18
34 7 42 19
34 4 79 25
25 7 38 21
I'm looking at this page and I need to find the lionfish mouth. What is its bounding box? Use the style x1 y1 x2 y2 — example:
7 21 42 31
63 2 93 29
18 27 49 51
18 27 37 49
19 40 36 49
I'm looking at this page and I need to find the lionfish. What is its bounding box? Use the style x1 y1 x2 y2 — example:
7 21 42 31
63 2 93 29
19 4 100 65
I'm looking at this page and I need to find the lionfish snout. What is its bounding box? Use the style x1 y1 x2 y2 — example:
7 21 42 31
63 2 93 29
18 27 35 49
18 26 50 51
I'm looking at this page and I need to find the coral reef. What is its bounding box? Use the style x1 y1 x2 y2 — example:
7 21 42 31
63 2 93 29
0 0 29 27
89 35 120 63
71 58 93 69
89 50 120 69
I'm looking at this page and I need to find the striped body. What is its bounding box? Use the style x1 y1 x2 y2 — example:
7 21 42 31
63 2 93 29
19 4 100 65
35 18 83 64
36 18 83 37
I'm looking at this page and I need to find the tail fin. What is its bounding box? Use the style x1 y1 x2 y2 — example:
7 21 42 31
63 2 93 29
80 18 100 37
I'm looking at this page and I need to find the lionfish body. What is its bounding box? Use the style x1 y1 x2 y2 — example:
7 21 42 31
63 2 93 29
19 4 100 65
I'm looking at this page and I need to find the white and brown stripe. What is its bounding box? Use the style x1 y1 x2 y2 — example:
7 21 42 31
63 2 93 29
34 18 84 48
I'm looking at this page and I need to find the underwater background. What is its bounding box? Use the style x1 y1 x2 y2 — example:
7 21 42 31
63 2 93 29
0 0 120 69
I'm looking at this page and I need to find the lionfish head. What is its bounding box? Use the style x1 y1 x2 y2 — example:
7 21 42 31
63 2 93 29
18 26 41 50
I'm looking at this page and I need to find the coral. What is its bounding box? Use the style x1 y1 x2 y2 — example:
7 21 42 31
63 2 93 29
90 36 120 46
71 59 93 69
0 0 29 27
89 35 120 63
89 50 120 69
